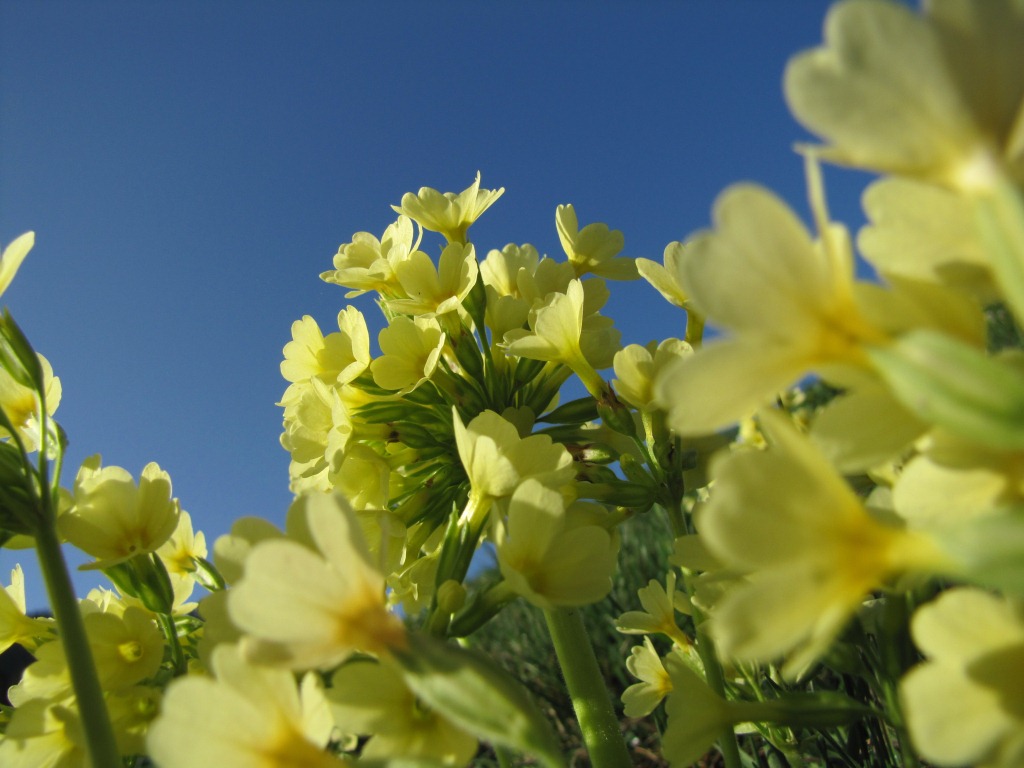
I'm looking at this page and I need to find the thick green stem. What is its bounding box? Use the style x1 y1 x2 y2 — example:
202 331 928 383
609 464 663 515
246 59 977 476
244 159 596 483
34 521 121 766
543 607 631 768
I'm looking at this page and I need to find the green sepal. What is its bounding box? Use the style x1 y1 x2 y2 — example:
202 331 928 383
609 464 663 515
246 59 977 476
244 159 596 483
0 310 43 392
747 690 877 730
391 632 565 768
539 396 599 425
193 556 226 591
868 330 1024 450
0 440 39 535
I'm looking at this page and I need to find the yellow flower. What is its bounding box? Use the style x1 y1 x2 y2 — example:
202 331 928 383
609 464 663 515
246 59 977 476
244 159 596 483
612 339 692 412
615 571 691 649
387 242 478 318
636 241 688 308
697 409 950 679
555 204 638 280
901 588 1024 767
621 637 675 717
60 456 180 571
370 315 446 393
0 353 61 453
496 480 618 608
452 409 574 515
0 232 33 298
280 307 370 386
392 172 504 244
279 378 353 492
321 215 418 299
785 0 1024 190
328 658 477 765
0 565 52 654
504 278 619 396
229 492 406 670
148 643 340 768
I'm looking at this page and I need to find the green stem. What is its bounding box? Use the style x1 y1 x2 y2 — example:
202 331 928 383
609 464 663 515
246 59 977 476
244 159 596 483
543 607 631 768
158 612 187 676
34 521 121 766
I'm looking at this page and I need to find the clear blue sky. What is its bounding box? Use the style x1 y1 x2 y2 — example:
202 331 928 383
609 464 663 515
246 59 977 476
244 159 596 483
1 1 873 610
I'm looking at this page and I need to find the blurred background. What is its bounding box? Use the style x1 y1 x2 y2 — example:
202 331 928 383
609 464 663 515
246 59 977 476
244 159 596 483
0 1 873 610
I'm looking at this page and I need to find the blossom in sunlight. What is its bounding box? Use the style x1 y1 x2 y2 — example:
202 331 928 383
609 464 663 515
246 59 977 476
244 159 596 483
504 278 620 395
496 480 618 609
328 658 477 765
636 241 688 308
697 409 952 679
452 409 574 517
370 315 446 393
0 565 52 654
392 172 504 244
155 509 208 611
320 215 418 299
280 307 371 386
555 204 638 280
612 339 692 412
0 232 34 299
148 643 340 768
279 378 354 492
386 242 478 318
59 456 180 571
785 0 1024 190
229 492 406 670
901 588 1024 768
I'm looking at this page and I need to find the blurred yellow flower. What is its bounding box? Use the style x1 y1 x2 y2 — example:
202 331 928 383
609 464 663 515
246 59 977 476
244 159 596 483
148 643 339 768
328 658 477 765
229 492 405 670
901 588 1024 767
785 0 1024 190
0 565 52 654
698 410 951 678
0 232 33 298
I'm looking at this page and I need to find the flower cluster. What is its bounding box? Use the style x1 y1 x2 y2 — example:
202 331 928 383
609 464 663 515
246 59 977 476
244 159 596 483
1 2 1023 767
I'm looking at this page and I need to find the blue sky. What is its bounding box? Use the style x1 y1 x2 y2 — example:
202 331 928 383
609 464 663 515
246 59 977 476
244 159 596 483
1 1 873 610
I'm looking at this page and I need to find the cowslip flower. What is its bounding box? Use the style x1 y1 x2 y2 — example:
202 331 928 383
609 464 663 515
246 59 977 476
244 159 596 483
697 409 952 679
612 339 692 412
386 242 478 319
392 172 504 244
785 0 1024 191
280 307 371 386
0 565 52 654
615 571 691 649
901 588 1024 768
229 492 406 670
555 204 638 280
621 637 693 718
370 315 446 393
328 658 478 765
59 456 180 571
453 409 574 525
504 279 620 396
148 643 340 768
0 353 61 453
636 241 688 308
320 215 418 299
496 479 618 609
0 231 33 298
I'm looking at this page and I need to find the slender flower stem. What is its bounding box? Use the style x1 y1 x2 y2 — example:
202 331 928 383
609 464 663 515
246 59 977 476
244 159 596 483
34 520 121 766
543 607 631 768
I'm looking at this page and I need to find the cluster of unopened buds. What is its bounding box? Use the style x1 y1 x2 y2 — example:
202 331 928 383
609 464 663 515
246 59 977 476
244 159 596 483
1 1 1024 766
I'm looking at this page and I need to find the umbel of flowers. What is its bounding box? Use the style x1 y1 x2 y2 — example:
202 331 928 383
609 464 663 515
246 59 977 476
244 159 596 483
1 0 1024 766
